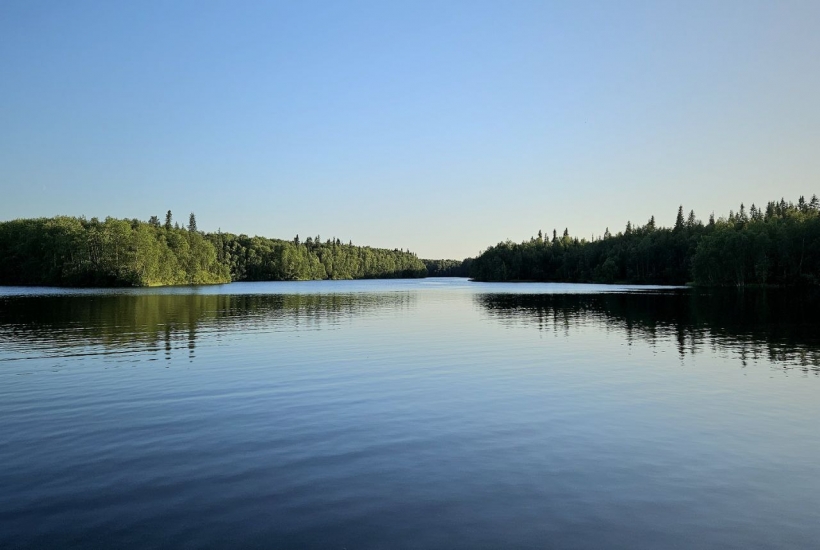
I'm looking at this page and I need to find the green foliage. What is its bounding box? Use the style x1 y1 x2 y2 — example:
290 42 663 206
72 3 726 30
471 196 820 287
0 216 429 286
422 258 473 277
0 216 230 287
208 233 427 281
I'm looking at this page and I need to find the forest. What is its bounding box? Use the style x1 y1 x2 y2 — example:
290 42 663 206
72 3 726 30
470 195 820 287
422 258 474 277
3 195 819 288
0 211 426 287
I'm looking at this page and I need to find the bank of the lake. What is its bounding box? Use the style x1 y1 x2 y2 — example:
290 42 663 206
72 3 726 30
471 195 820 287
0 216 427 287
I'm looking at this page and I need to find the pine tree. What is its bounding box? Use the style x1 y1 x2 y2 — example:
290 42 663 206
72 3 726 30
188 213 197 232
165 210 173 230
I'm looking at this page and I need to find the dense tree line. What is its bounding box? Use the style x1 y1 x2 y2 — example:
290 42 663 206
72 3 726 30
422 258 473 277
208 233 426 281
0 213 427 286
0 215 229 286
471 195 820 287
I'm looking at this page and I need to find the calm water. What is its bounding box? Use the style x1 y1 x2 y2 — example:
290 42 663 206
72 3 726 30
1 278 819 549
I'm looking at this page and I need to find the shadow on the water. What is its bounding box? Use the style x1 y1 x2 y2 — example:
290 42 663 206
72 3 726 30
0 293 414 361
476 289 820 373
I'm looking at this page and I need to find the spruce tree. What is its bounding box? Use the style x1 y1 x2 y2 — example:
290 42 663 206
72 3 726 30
165 210 173 230
687 210 697 227
188 212 197 232
738 203 747 223
674 205 685 231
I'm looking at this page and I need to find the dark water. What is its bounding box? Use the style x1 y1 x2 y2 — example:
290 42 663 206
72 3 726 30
1 279 818 549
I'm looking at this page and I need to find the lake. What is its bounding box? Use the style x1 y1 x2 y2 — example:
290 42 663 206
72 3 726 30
1 278 818 549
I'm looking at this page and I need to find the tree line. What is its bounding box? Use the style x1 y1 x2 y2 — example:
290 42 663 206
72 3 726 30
470 195 820 287
0 211 426 286
209 232 426 281
422 258 474 277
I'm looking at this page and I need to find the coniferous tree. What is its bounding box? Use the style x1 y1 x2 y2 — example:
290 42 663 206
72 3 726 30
687 210 697 227
165 211 173 230
189 213 197 232
469 194 820 287
674 206 685 231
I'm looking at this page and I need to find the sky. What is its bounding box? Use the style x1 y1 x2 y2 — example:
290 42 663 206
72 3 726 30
1 0 818 259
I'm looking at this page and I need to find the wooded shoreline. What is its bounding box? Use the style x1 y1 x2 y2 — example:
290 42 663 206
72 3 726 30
2 195 819 288
470 195 820 287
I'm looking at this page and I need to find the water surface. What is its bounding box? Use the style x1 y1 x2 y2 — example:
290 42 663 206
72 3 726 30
1 279 818 549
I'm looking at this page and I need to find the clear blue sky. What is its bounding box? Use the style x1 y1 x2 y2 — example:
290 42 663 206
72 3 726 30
1 0 818 259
